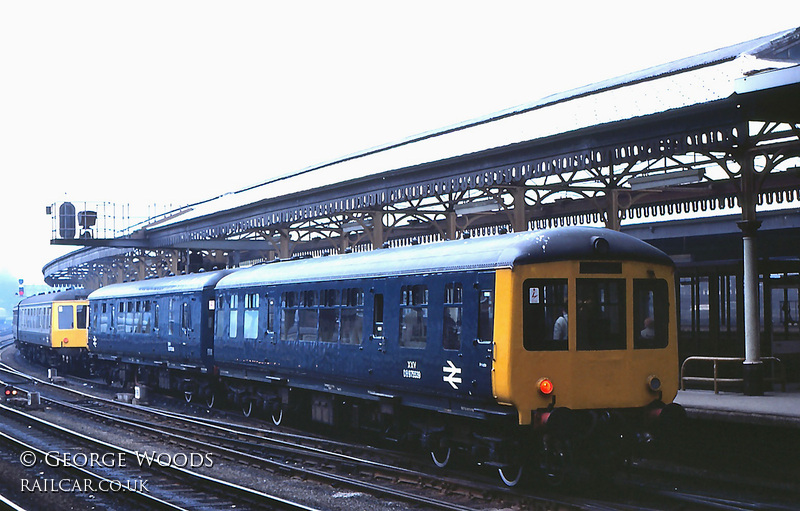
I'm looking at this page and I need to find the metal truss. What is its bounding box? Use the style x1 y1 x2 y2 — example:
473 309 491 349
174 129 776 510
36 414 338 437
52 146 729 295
44 85 800 288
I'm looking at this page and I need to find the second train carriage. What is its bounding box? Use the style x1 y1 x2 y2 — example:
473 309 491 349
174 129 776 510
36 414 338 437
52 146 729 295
88 270 232 390
86 227 682 485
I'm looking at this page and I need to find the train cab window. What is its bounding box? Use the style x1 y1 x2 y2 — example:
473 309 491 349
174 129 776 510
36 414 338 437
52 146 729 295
372 293 385 338
76 304 87 329
523 279 568 351
399 284 428 349
443 283 463 350
576 279 626 351
478 289 494 342
58 305 74 330
244 293 259 340
634 279 669 349
341 288 364 345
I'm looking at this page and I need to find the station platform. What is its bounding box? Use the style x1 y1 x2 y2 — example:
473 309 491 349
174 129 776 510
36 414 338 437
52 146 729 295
674 385 800 428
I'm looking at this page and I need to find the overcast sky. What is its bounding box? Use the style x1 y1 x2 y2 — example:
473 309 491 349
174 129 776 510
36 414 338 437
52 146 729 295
0 1 796 292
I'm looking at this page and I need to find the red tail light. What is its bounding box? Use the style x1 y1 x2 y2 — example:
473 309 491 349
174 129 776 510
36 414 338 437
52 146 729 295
537 378 554 395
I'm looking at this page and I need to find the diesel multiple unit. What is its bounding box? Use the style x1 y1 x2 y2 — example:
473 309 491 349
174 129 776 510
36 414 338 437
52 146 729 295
14 227 682 485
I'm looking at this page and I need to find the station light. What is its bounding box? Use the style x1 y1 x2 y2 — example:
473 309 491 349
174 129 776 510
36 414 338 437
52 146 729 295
628 168 705 190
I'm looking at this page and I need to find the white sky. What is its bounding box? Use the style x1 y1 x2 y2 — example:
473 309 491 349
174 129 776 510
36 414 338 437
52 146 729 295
0 1 797 286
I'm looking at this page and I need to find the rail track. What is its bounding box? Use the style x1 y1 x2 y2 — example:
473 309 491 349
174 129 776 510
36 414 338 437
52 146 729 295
2 339 799 510
0 399 321 510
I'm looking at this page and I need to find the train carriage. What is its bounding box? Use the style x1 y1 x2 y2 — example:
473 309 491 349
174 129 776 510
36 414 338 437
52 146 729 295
83 227 682 485
87 270 232 393
212 227 681 484
13 289 89 370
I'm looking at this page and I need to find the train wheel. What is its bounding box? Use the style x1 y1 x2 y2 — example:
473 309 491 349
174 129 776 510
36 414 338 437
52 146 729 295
430 446 451 468
184 391 193 403
271 408 283 426
498 465 523 487
242 400 253 418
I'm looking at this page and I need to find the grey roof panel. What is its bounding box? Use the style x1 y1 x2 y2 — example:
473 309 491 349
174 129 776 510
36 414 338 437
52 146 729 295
88 270 234 300
216 227 673 289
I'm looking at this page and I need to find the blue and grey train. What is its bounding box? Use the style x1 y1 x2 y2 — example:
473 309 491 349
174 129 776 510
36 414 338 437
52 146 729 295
85 227 682 485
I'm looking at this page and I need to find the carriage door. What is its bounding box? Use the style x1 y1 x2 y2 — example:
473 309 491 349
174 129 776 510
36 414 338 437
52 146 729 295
464 273 495 396
366 280 390 380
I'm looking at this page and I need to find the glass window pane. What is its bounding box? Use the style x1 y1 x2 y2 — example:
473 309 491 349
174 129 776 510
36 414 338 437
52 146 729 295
58 305 74 330
319 308 339 342
523 279 568 351
244 309 258 339
443 306 461 350
634 279 669 349
478 289 494 342
576 279 626 351
399 285 427 348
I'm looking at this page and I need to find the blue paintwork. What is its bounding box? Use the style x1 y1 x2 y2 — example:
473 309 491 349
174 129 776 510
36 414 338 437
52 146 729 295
88 271 232 370
85 228 672 419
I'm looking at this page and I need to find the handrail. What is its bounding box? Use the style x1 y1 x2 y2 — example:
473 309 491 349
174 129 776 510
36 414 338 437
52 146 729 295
680 356 787 394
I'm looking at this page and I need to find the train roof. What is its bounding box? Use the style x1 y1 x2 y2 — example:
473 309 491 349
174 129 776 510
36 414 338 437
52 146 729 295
88 270 234 300
16 288 89 308
217 227 673 290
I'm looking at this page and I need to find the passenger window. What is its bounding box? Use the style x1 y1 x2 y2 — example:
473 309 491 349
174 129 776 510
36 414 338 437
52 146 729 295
443 283 462 350
340 288 364 345
523 279 568 351
576 279 626 351
298 290 319 341
229 294 239 339
244 293 259 340
280 291 298 341
141 301 152 334
399 284 427 349
634 279 669 349
319 289 340 343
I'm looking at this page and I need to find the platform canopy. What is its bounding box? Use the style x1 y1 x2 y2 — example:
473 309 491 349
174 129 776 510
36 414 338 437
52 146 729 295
46 27 800 287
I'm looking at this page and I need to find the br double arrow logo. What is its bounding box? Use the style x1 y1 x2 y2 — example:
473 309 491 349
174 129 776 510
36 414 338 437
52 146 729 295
442 360 462 389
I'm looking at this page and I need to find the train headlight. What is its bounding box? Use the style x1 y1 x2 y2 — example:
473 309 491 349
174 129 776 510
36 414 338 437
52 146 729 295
647 374 662 392
537 377 554 395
